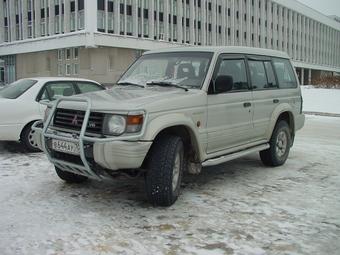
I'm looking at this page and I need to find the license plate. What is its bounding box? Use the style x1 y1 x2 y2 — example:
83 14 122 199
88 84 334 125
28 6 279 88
51 139 80 155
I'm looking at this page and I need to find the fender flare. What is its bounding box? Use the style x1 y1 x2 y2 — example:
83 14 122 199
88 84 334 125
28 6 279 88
266 103 294 140
143 113 204 161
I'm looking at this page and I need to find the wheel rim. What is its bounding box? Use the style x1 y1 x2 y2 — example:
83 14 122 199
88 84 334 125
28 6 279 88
28 129 39 149
172 152 181 191
276 130 288 158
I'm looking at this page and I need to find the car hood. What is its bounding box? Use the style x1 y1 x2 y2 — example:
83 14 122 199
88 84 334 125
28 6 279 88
58 86 206 113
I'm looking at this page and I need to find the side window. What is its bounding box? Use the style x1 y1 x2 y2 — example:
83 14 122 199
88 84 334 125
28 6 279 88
272 58 298 89
216 59 249 91
77 82 104 94
248 61 267 90
264 61 278 88
40 82 76 101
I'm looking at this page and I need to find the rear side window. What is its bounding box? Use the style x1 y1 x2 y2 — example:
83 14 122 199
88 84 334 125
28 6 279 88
264 62 278 88
76 82 104 94
39 82 76 101
216 59 249 91
248 61 267 90
272 58 298 89
0 79 37 99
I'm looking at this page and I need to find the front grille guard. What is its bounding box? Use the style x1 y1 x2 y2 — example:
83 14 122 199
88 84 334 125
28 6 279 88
32 96 148 180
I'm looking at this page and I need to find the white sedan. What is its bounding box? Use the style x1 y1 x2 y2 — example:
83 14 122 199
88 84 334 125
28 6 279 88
0 77 105 152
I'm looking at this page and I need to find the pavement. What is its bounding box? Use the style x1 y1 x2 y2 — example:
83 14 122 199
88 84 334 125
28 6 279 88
0 115 339 255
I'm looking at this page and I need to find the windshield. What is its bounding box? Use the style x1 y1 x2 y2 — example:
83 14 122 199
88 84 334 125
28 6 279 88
0 79 37 99
118 52 213 89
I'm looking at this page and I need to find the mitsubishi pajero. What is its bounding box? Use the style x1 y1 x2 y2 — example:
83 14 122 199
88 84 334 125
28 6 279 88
33 47 305 206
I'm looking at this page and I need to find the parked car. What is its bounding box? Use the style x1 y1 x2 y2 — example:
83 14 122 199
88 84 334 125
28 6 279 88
33 47 305 206
0 77 104 152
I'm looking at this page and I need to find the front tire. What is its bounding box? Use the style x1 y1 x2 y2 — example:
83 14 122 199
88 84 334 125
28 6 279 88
21 123 41 152
260 120 292 166
145 135 184 207
55 167 88 183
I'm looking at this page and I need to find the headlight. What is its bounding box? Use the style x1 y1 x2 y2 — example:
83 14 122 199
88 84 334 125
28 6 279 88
104 115 126 135
103 112 144 136
43 107 52 123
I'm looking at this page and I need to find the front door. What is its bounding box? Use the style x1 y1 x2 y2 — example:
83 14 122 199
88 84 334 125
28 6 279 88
207 55 254 154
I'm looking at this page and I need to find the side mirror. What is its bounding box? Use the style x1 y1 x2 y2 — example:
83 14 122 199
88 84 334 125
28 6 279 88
214 75 233 94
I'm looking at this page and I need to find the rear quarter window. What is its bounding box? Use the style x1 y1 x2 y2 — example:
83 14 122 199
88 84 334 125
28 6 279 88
272 58 298 89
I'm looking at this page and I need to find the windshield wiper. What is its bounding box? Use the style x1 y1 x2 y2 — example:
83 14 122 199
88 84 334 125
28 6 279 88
147 81 188 91
117 82 145 88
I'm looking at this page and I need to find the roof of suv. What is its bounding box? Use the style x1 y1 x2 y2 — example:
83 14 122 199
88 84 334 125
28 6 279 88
145 46 290 59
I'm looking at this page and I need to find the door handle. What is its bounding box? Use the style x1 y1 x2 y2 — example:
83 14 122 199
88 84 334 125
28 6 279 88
243 102 252 108
273 99 279 104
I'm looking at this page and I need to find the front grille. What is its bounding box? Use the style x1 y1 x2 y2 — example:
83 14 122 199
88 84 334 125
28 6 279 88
53 108 104 134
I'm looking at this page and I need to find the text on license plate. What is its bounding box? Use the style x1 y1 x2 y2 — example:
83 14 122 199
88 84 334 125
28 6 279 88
52 139 80 155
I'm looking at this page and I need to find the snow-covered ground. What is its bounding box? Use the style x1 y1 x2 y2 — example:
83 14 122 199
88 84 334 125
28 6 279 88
301 86 340 115
0 115 340 255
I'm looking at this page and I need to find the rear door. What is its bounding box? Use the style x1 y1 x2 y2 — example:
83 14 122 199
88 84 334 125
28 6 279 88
36 81 77 116
206 54 254 154
248 56 280 140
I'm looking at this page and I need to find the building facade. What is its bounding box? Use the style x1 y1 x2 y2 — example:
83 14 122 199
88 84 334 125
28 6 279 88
0 0 340 85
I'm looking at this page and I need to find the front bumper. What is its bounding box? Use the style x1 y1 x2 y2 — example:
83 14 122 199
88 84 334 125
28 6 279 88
33 124 151 173
32 97 151 180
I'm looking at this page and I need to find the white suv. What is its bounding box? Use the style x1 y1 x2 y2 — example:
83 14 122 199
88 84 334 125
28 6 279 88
33 47 305 206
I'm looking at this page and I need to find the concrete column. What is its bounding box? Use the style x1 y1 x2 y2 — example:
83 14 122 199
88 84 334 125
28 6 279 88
113 0 119 34
267 0 272 49
132 0 138 37
74 0 78 31
0 0 4 43
149 0 155 39
254 0 259 48
220 0 225 45
301 16 305 61
211 0 216 45
164 0 170 41
260 0 266 48
283 7 288 53
301 68 304 85
124 0 127 35
48 0 54 35
9 0 16 41
308 69 312 84
202 0 206 45
189 0 194 44
84 0 97 48
177 0 182 43
230 0 235 45
245 0 250 46
64 0 71 33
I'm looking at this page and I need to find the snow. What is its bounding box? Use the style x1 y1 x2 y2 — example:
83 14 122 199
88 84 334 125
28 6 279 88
301 86 340 115
1 87 340 254
1 115 340 255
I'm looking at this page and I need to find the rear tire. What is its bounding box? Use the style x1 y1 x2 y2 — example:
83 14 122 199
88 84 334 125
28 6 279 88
145 135 184 207
55 166 88 183
21 123 41 152
260 120 291 166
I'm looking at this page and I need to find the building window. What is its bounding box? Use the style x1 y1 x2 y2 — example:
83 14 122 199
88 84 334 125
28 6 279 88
57 64 63 76
65 64 72 75
66 49 71 60
74 48 78 59
58 49 63 61
78 10 85 30
73 63 79 75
